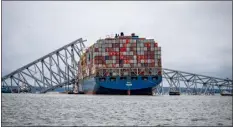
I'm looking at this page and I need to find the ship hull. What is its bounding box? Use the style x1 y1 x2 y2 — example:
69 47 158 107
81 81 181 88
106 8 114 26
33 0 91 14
79 75 162 95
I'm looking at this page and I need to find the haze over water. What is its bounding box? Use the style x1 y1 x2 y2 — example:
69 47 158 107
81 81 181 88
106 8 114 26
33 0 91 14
1 94 232 126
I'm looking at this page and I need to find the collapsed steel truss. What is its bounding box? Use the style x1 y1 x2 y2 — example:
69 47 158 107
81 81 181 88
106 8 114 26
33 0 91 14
161 68 232 95
1 38 86 93
1 38 232 94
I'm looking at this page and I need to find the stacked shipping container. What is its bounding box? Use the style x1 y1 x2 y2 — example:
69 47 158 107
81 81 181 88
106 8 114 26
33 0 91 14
78 35 162 79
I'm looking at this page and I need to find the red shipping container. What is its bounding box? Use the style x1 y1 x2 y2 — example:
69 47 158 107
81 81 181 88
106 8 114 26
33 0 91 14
120 48 126 52
147 43 151 47
95 48 99 52
155 43 158 47
126 39 130 44
158 71 162 75
149 63 153 67
112 64 116 68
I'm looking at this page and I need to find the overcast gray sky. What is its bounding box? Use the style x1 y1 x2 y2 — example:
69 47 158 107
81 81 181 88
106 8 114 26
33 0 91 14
2 1 232 79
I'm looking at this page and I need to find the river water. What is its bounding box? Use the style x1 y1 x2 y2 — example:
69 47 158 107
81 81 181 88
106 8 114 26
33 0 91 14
1 93 232 126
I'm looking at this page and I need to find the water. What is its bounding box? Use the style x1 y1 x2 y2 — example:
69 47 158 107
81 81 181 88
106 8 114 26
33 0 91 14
1 94 232 126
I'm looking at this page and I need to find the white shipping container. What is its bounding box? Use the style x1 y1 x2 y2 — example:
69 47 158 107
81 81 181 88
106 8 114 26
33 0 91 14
151 43 154 47
123 72 129 75
140 43 144 47
133 39 136 43
113 73 117 76
141 60 144 63
138 63 141 67
130 60 133 63
116 48 119 52
127 48 130 51
113 56 116 59
144 47 147 51
123 52 126 55
130 52 133 55
133 55 137 59
133 60 137 63
113 60 116 63
120 44 123 47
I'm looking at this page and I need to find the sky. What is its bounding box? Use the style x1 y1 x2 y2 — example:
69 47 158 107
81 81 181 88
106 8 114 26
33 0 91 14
2 1 232 80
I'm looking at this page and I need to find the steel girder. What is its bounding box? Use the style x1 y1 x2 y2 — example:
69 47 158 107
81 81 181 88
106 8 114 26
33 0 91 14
162 68 232 95
1 38 86 93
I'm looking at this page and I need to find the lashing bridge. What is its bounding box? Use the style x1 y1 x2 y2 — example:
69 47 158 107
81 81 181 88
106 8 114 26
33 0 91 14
1 38 232 94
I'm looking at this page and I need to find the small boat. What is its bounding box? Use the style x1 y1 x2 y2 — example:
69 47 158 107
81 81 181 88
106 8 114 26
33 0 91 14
169 91 180 95
220 91 232 96
1 87 11 93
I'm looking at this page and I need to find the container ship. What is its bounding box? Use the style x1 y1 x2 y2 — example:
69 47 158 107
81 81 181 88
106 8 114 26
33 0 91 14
76 32 162 95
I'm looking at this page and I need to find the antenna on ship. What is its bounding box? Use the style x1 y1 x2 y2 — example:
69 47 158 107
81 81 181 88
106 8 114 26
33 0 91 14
120 32 124 36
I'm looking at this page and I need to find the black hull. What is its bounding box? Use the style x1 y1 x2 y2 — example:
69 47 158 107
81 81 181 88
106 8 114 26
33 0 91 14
169 91 180 95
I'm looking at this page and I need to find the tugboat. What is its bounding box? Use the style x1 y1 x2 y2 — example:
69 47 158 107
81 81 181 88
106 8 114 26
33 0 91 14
1 86 11 93
169 91 180 95
220 91 232 96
